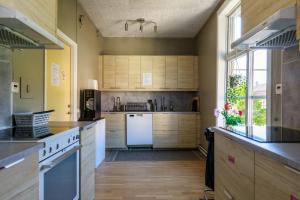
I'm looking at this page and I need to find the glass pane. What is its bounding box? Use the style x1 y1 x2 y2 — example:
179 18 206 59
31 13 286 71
253 50 267 70
250 98 267 126
228 6 241 51
252 71 267 96
226 54 247 126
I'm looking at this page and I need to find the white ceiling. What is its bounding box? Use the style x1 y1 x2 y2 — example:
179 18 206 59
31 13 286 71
78 0 220 38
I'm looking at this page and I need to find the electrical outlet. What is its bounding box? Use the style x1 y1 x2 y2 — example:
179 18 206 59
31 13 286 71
11 82 19 93
275 83 282 95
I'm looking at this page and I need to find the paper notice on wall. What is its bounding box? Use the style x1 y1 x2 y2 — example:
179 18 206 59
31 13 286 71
142 72 152 86
51 63 60 86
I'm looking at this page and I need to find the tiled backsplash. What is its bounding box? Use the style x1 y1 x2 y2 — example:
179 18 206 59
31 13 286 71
282 45 300 130
101 91 198 112
0 47 12 127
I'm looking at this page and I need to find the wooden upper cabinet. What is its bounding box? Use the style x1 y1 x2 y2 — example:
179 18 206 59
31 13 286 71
129 56 141 89
140 56 153 89
103 56 116 89
194 57 199 90
115 56 129 89
241 0 295 33
178 56 194 89
165 56 178 89
0 0 57 35
152 56 166 89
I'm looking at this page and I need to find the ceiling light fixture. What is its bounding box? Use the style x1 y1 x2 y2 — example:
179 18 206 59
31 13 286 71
124 18 157 33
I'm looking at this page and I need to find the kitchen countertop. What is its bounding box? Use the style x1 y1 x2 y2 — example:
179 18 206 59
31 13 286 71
102 111 200 114
0 142 43 168
213 127 300 171
48 119 105 130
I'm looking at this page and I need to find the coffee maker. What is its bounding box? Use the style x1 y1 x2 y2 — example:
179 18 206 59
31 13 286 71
79 89 101 121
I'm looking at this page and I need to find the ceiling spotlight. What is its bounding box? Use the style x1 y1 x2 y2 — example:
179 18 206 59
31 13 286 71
140 24 143 32
124 18 157 33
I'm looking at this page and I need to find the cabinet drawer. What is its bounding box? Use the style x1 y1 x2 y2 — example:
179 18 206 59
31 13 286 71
178 114 196 130
0 153 39 200
177 131 197 148
215 134 254 200
255 152 300 200
105 130 126 148
153 132 177 148
153 114 178 130
102 114 125 130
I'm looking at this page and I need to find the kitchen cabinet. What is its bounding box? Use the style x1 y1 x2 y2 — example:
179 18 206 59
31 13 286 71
241 0 295 34
115 56 129 89
102 113 126 148
140 56 153 89
103 55 116 89
178 56 195 89
0 0 57 35
100 55 199 91
153 113 199 148
129 56 141 89
0 153 39 200
80 124 96 200
214 133 254 200
165 56 178 89
152 56 166 89
255 152 300 200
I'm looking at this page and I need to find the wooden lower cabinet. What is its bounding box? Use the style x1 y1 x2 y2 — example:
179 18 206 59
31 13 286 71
0 153 39 200
153 113 199 148
255 152 300 200
215 134 254 200
102 113 126 148
80 125 96 200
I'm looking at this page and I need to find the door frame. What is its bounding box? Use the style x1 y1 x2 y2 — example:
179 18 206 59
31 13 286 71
44 29 78 121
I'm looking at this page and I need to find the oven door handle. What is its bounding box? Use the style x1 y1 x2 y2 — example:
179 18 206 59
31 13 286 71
40 145 81 171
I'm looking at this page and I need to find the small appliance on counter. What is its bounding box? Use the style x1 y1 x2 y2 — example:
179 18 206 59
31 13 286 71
126 102 148 112
79 89 101 121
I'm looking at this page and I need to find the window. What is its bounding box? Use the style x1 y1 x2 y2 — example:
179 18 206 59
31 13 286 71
225 6 270 127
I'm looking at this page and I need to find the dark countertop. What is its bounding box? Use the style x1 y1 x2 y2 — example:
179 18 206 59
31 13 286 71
213 127 300 171
0 142 43 168
48 119 104 131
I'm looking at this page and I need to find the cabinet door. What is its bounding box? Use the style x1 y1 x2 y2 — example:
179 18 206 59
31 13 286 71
255 152 300 200
177 114 197 148
152 56 166 89
102 113 126 148
129 56 141 89
177 131 197 148
0 154 39 200
153 131 178 148
103 56 116 89
215 134 254 200
241 0 295 33
194 57 199 90
153 114 178 131
178 56 194 89
115 56 129 89
140 56 153 89
80 125 96 200
165 56 178 89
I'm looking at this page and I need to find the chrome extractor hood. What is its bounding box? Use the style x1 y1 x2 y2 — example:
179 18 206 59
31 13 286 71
231 5 297 50
0 6 63 49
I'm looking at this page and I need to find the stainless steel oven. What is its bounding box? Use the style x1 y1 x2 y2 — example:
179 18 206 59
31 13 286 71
39 142 80 200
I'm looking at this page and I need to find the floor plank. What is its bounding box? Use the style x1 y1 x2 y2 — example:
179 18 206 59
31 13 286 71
95 160 206 200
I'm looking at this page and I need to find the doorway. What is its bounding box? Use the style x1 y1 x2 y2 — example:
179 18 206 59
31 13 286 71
45 30 77 121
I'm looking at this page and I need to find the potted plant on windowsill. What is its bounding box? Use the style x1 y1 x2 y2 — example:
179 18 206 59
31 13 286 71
221 102 243 130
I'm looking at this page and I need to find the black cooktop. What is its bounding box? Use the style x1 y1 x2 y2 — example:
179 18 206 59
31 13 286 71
223 126 300 143
0 126 71 141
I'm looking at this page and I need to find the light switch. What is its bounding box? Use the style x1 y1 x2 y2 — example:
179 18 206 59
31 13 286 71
275 83 282 95
11 82 19 93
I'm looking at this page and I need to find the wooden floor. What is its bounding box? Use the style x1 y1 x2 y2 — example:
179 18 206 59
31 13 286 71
95 160 206 200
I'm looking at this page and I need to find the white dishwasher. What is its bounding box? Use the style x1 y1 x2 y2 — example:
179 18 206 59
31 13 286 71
126 113 153 146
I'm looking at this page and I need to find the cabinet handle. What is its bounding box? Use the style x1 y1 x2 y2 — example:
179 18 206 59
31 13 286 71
228 155 235 164
284 165 300 175
223 188 233 200
4 158 25 169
